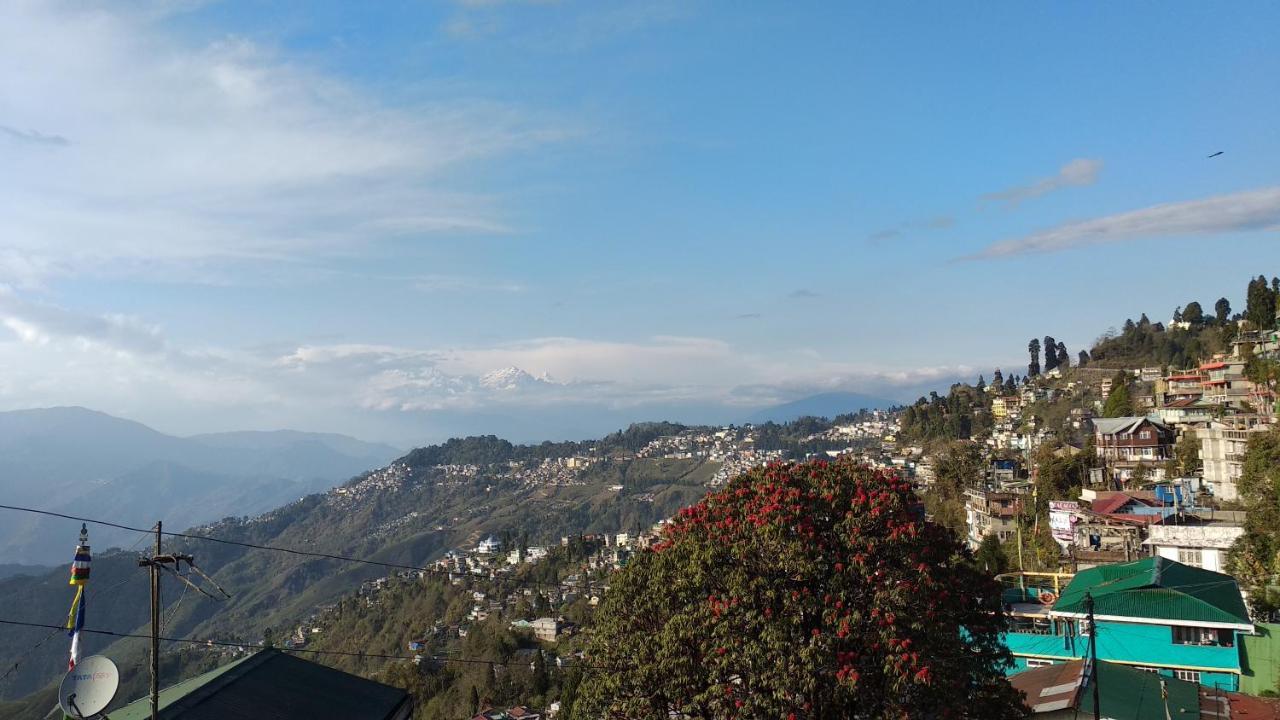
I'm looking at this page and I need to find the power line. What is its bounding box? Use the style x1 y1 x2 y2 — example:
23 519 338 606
0 503 608 594
0 618 612 672
0 569 147 687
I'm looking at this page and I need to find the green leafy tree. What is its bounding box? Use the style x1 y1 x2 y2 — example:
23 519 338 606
576 460 1027 720
974 533 1010 575
1102 380 1134 418
1173 430 1200 477
927 442 984 535
1131 462 1150 486
1229 428 1280 617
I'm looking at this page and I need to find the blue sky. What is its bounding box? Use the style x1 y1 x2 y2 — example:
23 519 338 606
1 1 1279 445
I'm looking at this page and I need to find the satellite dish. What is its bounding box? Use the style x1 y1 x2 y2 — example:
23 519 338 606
58 655 120 719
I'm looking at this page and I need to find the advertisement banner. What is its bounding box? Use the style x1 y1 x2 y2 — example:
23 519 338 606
1048 500 1079 547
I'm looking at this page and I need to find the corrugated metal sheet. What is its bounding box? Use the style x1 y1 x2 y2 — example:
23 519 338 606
1053 557 1250 626
110 649 411 720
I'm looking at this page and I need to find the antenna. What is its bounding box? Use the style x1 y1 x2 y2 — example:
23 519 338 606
58 655 119 719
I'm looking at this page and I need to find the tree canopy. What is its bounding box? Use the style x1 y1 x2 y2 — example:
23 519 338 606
1102 379 1134 418
1229 427 1280 619
576 460 1027 719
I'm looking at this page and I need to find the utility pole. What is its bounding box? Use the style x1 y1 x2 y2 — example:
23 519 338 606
142 521 162 720
139 521 193 720
1085 591 1100 720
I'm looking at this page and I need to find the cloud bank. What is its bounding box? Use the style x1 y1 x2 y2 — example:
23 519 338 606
964 185 1280 260
0 291 966 442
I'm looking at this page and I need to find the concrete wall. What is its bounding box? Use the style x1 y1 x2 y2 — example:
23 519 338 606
1152 545 1228 573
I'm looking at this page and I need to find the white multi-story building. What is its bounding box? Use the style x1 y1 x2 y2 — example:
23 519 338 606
1144 524 1244 574
1199 421 1268 502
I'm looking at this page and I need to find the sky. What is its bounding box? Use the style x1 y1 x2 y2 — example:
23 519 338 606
1 1 1279 447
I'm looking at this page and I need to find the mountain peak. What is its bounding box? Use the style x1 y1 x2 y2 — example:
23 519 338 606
478 366 552 391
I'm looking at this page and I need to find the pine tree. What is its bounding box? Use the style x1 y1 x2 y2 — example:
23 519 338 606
1182 301 1204 326
992 368 1004 389
1028 338 1041 377
1215 297 1232 325
1077 350 1089 367
1043 336 1058 372
1247 275 1278 330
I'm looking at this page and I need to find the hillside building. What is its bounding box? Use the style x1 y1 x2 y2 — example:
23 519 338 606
1144 523 1245 574
1092 417 1174 484
964 487 1024 549
1002 557 1254 691
1199 420 1269 502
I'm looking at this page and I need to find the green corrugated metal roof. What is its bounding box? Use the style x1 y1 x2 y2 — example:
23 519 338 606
1081 661 1201 718
108 649 410 720
1053 556 1251 626
110 653 258 720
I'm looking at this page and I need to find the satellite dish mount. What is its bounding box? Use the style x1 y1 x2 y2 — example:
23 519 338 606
58 655 120 719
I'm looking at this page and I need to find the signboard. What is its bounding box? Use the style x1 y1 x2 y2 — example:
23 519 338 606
1048 500 1079 548
58 655 119 719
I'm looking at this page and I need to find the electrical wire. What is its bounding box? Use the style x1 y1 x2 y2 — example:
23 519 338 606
0 618 612 672
0 504 607 594
0 569 148 687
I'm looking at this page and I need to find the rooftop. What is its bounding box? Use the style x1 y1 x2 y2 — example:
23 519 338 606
1010 660 1204 717
110 649 411 720
1092 416 1169 436
1050 557 1252 629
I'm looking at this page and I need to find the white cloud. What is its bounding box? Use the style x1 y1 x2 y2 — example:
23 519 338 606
964 185 1280 260
981 158 1103 207
0 288 968 439
0 2 562 287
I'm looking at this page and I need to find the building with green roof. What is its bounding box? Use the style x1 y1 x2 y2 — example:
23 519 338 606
109 649 412 720
1010 658 1207 718
1002 557 1253 692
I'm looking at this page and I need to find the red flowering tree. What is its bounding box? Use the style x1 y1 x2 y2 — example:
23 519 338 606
575 459 1027 719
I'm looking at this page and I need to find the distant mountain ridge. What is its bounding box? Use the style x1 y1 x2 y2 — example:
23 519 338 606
0 407 401 564
746 391 897 424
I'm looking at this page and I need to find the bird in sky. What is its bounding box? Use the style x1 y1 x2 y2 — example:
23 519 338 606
1207 151 1224 158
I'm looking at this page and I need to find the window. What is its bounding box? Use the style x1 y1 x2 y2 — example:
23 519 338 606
1133 666 1159 673
1025 659 1054 668
1175 669 1201 683
1177 549 1203 568
1010 616 1055 635
1140 430 1152 439
1172 626 1227 646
